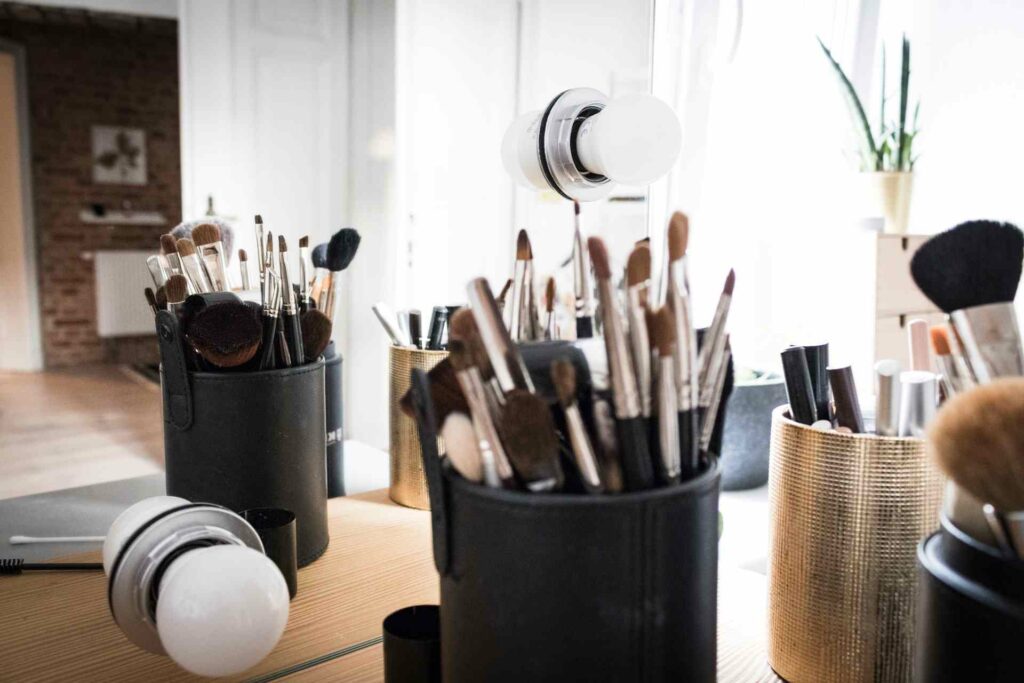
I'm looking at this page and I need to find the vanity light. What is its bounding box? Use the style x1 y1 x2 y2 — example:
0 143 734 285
501 88 682 201
104 496 290 677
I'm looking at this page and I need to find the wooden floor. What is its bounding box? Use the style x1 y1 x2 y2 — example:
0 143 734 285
0 365 163 500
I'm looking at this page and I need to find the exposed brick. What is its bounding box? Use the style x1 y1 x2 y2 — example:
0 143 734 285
0 5 179 367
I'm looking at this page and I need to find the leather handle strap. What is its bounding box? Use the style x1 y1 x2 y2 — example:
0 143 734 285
156 310 193 431
409 368 450 576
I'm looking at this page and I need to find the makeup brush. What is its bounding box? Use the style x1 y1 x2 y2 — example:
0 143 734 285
0 559 103 574
466 278 534 394
911 220 1024 382
930 325 974 397
161 234 185 280
803 342 830 423
499 389 563 492
544 276 557 340
398 358 469 427
828 365 864 433
440 412 484 483
551 358 603 493
192 223 230 291
310 243 328 307
265 232 276 277
298 236 310 307
239 249 251 290
875 359 901 436
698 269 736 405
258 270 282 370
254 214 266 283
144 288 158 314
907 318 931 372
666 212 699 471
700 339 732 454
154 286 168 311
626 244 653 420
571 201 595 338
185 302 261 369
372 302 411 347
277 236 304 365
164 274 188 315
175 238 213 293
324 228 362 322
509 229 533 341
781 346 817 425
300 310 332 361
146 255 169 289
588 236 654 491
928 378 1024 528
650 306 681 484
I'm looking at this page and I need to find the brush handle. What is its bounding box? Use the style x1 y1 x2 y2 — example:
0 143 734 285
803 343 830 423
678 408 700 480
576 316 593 339
616 417 655 491
259 315 278 370
276 329 293 368
283 310 305 366
781 346 817 425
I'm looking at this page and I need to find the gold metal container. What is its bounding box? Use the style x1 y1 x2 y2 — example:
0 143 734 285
389 346 448 509
767 406 943 683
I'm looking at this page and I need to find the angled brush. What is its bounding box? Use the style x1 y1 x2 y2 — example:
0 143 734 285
499 389 563 492
175 237 213 293
551 357 603 493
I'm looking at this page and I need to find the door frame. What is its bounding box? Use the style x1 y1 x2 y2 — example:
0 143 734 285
0 39 43 370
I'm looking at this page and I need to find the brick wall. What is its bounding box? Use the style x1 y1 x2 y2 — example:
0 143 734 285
0 3 180 367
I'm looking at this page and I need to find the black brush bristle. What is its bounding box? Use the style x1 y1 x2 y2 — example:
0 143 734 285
910 220 1023 312
0 558 24 574
326 228 361 272
312 243 328 269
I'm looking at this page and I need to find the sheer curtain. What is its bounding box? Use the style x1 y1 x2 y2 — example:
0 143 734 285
652 0 882 383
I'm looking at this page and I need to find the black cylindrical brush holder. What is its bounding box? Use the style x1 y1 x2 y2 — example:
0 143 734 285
324 341 345 497
160 357 329 567
915 515 1024 682
407 360 718 682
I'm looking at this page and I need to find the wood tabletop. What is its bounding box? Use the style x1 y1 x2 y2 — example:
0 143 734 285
0 489 780 682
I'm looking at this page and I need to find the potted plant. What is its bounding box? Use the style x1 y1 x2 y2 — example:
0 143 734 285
819 35 920 234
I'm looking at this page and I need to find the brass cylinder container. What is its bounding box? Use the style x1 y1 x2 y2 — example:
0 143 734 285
389 346 448 509
767 407 943 683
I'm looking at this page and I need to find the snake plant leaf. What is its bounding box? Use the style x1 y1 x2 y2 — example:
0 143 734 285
817 37 878 171
898 35 911 171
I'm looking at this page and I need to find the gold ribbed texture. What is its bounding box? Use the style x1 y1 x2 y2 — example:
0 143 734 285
767 407 943 683
389 346 448 509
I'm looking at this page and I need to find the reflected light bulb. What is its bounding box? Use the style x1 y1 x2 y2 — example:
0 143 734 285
156 545 289 678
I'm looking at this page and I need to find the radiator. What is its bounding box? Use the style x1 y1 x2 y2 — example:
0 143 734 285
94 250 156 337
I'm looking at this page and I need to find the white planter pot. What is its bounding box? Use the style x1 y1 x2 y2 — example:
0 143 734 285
862 172 914 234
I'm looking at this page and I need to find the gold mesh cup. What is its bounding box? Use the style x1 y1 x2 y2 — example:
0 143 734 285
767 406 943 683
389 346 448 509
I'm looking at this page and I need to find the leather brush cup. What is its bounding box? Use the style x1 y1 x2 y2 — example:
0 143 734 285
767 407 944 682
407 368 720 682
156 310 329 566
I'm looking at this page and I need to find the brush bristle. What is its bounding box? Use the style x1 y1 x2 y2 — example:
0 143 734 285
164 274 188 304
160 234 177 255
499 389 563 490
191 223 221 247
573 201 580 216
255 214 263 224
928 378 1024 511
496 278 513 306
930 326 951 356
398 358 468 423
327 228 361 272
550 358 576 407
724 268 736 295
144 287 157 310
300 309 333 361
239 249 248 262
626 244 651 287
910 220 1024 312
299 236 309 249
668 211 689 262
587 236 611 280
312 243 328 269
545 277 556 312
175 238 197 257
265 234 274 257
516 229 532 260
185 303 261 368
448 309 492 378
278 235 287 253
651 305 676 357
0 558 25 574
441 412 484 483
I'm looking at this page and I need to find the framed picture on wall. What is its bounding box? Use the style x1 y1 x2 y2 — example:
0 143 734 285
92 125 147 185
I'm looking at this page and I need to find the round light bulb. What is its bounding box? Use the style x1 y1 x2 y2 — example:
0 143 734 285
156 545 289 677
575 93 682 185
103 495 189 574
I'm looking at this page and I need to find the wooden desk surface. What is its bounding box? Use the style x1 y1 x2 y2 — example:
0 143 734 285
0 489 780 682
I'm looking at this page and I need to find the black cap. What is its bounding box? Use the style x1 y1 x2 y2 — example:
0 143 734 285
383 605 441 683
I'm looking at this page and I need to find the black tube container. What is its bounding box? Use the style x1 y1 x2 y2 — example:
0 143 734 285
915 515 1024 682
242 508 298 600
158 314 329 568
407 369 719 682
324 341 345 497
383 605 442 683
